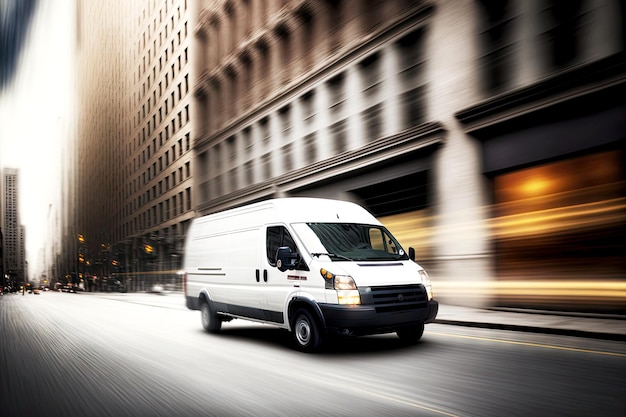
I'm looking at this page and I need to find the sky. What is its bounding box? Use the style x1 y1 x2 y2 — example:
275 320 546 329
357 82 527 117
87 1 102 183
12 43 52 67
0 0 74 278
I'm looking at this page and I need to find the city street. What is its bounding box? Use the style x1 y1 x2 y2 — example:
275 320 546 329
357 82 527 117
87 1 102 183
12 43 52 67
1 291 625 417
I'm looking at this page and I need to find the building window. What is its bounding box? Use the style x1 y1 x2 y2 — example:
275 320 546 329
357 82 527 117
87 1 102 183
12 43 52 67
242 55 252 109
477 0 517 95
257 43 270 97
300 10 314 71
228 168 237 192
491 149 626 307
214 174 223 197
244 160 254 186
329 119 348 154
327 0 343 53
282 143 293 172
360 52 381 96
304 132 317 165
541 0 585 71
279 105 291 139
301 91 315 126
401 86 425 128
278 29 291 82
228 70 238 119
327 72 345 111
363 103 383 143
261 153 271 180
260 116 270 148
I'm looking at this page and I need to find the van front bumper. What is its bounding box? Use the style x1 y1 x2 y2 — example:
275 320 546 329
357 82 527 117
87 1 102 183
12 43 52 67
318 299 438 335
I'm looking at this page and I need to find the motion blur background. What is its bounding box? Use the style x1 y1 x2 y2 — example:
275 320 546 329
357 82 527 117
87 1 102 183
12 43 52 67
1 0 624 313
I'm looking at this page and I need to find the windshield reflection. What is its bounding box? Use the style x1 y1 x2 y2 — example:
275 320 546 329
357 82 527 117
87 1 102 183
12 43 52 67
306 223 408 261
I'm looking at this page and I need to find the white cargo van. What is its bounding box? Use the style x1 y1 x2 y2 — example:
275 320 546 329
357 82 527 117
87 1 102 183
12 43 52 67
183 197 438 351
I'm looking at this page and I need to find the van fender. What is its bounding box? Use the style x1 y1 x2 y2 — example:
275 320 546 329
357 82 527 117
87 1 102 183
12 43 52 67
286 293 327 332
198 287 215 306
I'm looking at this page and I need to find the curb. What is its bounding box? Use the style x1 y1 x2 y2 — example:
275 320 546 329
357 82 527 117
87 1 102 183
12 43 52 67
434 319 626 342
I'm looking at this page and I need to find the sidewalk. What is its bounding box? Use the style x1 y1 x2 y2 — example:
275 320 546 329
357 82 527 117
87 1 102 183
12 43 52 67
78 291 626 342
435 304 626 342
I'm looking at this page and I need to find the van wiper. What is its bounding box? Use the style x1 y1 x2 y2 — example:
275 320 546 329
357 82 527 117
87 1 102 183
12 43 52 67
311 252 353 261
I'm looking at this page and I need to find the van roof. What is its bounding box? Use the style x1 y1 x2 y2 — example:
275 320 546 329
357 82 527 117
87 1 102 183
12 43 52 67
195 197 380 226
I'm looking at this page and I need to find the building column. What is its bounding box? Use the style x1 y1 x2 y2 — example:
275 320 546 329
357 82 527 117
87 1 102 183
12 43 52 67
290 98 310 171
515 0 542 87
427 0 493 308
252 116 267 183
381 44 401 138
345 65 364 151
315 81 331 161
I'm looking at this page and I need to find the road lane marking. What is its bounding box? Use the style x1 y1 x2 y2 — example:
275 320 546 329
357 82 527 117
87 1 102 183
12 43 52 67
431 331 626 357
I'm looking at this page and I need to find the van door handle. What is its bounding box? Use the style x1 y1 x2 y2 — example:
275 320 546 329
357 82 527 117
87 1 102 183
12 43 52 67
255 270 260 282
263 270 268 282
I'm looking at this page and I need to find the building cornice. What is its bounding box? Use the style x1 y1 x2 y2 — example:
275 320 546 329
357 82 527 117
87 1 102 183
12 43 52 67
455 52 626 135
196 122 445 215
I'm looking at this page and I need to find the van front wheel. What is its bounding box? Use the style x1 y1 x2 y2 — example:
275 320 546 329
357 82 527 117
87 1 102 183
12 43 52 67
292 309 323 352
201 300 222 333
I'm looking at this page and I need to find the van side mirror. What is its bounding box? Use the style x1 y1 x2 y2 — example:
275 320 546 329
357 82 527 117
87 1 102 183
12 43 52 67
276 246 298 272
408 247 416 262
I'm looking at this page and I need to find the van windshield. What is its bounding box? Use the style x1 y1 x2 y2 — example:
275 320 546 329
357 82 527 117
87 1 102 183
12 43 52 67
300 223 409 262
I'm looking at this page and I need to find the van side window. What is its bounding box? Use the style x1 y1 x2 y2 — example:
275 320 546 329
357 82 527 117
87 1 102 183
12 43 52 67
266 226 297 267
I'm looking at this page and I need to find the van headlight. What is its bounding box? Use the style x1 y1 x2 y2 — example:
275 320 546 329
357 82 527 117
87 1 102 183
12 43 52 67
320 268 361 305
419 270 433 300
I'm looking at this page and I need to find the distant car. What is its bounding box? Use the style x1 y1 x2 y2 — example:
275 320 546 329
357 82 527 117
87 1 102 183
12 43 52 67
150 284 164 294
62 284 77 293
107 279 126 293
33 288 41 295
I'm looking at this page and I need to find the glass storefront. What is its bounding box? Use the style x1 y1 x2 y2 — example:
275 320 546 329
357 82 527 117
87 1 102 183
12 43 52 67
491 149 626 310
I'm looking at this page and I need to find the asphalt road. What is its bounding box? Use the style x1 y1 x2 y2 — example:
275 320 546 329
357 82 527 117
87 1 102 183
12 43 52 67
1 291 624 417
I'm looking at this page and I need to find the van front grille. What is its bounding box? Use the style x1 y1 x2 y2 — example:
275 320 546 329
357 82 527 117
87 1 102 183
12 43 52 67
363 284 428 313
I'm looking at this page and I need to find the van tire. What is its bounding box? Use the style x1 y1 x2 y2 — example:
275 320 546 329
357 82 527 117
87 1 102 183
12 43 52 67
200 300 222 333
396 323 424 344
291 308 323 352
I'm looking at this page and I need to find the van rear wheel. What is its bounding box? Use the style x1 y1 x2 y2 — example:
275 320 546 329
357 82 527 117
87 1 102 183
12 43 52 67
201 300 222 333
396 323 424 344
292 309 323 352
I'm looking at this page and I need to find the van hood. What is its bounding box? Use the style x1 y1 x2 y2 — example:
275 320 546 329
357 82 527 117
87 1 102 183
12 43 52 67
317 260 426 287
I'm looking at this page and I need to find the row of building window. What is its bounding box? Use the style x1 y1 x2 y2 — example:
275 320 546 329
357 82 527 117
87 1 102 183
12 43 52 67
130 0 191 190
127 141 191 213
121 187 192 237
200 26 426 200
138 0 188 79
196 0 420 134
126 187 192 238
478 0 622 95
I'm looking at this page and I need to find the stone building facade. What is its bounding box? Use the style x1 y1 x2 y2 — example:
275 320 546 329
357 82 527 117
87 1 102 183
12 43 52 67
71 0 624 309
191 0 625 310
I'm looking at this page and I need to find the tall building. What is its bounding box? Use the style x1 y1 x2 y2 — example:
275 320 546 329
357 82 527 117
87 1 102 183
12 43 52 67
192 0 625 311
74 0 195 290
122 0 196 285
1 168 25 288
